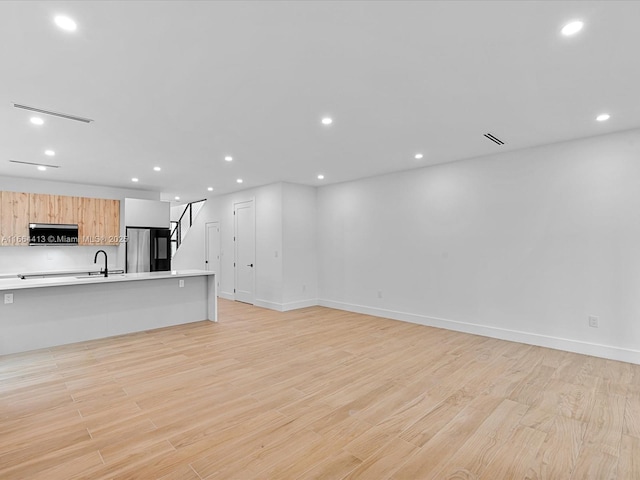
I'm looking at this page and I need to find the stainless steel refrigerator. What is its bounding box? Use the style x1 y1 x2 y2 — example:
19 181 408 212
125 227 171 272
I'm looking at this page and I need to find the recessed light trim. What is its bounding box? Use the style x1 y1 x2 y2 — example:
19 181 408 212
37 165 47 171
175 196 180 200
207 187 214 191
321 117 333 125
54 15 77 32
224 156 233 162
131 177 139 182
153 166 161 171
317 174 325 180
236 178 243 184
561 20 584 36
44 150 56 156
414 153 424 159
30 117 44 125
596 113 611 122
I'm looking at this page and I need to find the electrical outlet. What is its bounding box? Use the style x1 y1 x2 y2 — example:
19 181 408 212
377 290 382 299
4 293 14 304
588 315 599 328
179 279 184 288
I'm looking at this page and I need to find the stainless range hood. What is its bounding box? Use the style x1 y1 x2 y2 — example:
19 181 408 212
29 223 79 246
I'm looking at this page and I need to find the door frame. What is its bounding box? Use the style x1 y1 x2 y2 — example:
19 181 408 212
233 198 256 304
205 221 220 289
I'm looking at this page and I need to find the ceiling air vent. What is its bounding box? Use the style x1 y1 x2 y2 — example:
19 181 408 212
12 102 94 123
9 160 60 168
483 133 505 145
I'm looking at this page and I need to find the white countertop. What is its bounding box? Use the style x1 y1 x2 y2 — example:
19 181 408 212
0 269 214 291
0 268 122 280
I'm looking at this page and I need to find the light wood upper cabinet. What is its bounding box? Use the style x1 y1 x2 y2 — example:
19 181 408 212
29 194 79 225
1 191 30 246
103 199 120 245
78 197 120 246
1 191 120 247
57 196 79 225
29 193 55 224
78 197 97 246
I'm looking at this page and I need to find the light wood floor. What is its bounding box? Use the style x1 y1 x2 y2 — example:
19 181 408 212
1 300 640 479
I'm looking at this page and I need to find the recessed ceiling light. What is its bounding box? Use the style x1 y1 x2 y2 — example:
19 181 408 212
153 166 161 171
30 117 44 125
175 196 180 201
131 177 139 182
561 20 584 36
317 174 325 180
236 178 243 184
321 117 333 125
44 150 56 156
596 113 611 122
414 153 424 159
225 156 233 162
207 187 214 191
54 15 77 32
37 165 47 171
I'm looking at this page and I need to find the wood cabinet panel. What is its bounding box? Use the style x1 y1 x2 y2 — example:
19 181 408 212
78 198 120 246
78 197 97 246
2 192 120 247
1 191 30 246
29 193 55 223
97 198 106 243
30 194 78 225
104 200 121 245
57 196 79 224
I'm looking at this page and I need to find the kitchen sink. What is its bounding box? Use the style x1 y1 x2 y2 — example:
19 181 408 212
20 269 125 280
74 274 127 279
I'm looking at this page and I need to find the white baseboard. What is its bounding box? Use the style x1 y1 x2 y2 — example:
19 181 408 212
219 291 235 301
318 299 640 365
253 299 283 311
254 298 319 312
282 299 319 311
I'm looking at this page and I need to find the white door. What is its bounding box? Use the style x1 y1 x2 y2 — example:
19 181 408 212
234 200 255 304
205 222 220 290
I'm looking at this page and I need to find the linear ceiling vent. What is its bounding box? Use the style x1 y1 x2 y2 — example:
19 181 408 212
483 133 505 145
9 160 60 168
12 103 94 123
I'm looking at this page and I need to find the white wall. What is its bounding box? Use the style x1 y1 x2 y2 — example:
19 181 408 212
124 198 170 228
172 183 284 307
317 129 640 364
170 204 184 223
0 176 159 273
282 183 318 309
174 182 319 311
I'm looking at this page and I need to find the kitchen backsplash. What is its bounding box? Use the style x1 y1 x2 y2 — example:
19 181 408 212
0 245 120 274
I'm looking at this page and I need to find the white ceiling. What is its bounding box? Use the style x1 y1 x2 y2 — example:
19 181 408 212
1 1 639 203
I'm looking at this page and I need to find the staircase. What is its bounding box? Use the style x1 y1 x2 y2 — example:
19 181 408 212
170 199 206 258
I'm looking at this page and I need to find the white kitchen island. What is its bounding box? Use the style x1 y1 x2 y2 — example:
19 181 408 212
0 270 216 355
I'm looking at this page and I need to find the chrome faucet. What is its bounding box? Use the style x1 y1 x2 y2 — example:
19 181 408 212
94 250 109 277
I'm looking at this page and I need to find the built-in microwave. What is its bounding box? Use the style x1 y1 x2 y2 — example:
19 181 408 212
29 223 79 246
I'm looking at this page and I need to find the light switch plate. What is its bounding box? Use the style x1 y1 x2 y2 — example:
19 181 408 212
4 293 14 304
